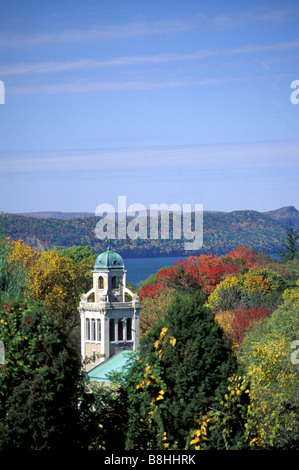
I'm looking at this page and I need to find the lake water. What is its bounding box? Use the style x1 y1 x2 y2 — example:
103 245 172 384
123 256 187 287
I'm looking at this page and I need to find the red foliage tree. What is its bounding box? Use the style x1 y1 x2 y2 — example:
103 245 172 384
139 248 259 302
231 305 272 347
139 252 243 301
139 283 163 301
220 246 259 273
158 263 203 291
173 254 239 296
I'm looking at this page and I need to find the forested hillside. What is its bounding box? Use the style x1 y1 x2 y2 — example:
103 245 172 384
2 206 298 257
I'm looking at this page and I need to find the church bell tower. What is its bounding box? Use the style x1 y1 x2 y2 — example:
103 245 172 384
79 243 140 372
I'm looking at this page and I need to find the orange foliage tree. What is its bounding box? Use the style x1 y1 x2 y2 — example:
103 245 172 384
220 246 259 273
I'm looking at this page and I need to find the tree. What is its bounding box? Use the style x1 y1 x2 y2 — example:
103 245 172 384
208 268 287 315
280 228 299 261
188 373 250 450
238 299 299 449
282 278 299 304
0 227 100 450
0 299 86 450
207 275 242 313
0 224 24 304
230 305 272 349
138 265 172 289
8 240 92 344
139 287 175 337
220 246 259 273
138 252 242 304
122 291 237 450
59 245 96 266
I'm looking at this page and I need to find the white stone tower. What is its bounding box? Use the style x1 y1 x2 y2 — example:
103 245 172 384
79 242 140 372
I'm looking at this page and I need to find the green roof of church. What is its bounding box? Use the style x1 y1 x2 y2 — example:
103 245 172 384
86 350 135 382
93 242 125 271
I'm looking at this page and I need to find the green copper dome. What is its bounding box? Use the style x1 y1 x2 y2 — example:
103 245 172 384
93 242 125 271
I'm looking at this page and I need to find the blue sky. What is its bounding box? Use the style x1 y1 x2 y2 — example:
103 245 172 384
0 0 298 214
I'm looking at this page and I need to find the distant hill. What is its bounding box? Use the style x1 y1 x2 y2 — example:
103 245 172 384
12 209 226 219
14 211 94 219
263 206 299 231
2 206 298 257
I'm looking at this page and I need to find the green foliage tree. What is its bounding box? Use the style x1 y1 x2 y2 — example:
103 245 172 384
0 225 97 450
0 299 87 449
122 290 237 450
59 245 96 266
83 381 128 451
280 227 299 261
188 373 250 450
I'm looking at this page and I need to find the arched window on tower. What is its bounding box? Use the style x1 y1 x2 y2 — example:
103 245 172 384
98 276 104 290
111 276 119 289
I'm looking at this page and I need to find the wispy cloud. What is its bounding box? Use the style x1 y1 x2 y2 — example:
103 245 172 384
212 3 298 29
2 39 299 78
0 52 214 76
0 3 297 49
0 18 201 49
1 140 298 173
9 73 282 96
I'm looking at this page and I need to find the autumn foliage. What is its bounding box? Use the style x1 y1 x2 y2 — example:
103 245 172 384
139 246 286 351
7 240 93 340
220 246 259 273
230 306 272 348
139 283 163 301
139 246 256 302
2 208 299 452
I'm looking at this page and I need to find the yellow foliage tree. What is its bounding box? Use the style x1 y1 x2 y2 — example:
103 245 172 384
8 239 39 280
242 336 299 448
241 268 281 295
214 309 234 343
188 374 250 450
282 279 299 304
239 300 299 449
207 275 241 312
8 240 92 337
